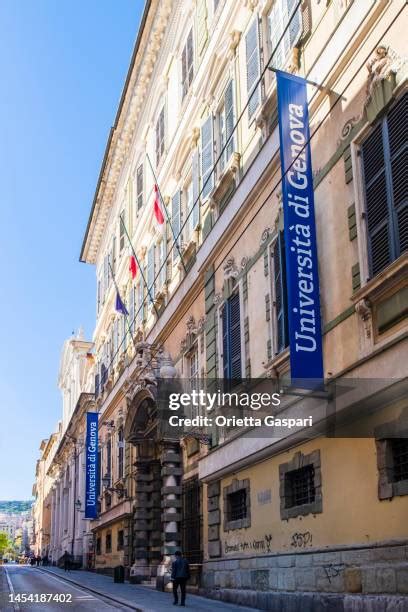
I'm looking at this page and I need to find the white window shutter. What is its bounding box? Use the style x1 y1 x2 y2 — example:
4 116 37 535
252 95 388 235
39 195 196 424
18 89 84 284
201 115 214 199
225 80 235 160
245 19 261 119
192 150 200 229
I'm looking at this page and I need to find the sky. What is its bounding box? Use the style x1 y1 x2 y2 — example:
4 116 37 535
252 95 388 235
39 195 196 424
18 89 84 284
0 0 144 500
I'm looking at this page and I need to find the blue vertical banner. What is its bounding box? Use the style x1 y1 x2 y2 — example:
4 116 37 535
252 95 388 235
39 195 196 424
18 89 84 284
85 412 99 519
276 70 324 387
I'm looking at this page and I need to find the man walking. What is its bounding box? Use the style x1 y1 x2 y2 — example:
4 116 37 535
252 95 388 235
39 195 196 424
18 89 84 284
62 550 71 572
171 550 190 607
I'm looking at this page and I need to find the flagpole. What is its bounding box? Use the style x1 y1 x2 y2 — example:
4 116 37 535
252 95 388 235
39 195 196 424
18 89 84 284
119 215 160 319
146 152 187 273
108 261 137 352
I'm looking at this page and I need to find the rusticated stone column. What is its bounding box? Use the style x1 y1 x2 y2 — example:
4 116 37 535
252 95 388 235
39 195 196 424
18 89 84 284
130 458 151 583
156 442 182 589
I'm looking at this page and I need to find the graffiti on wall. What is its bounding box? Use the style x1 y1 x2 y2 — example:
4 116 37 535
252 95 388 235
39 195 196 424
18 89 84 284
224 533 273 555
290 531 313 548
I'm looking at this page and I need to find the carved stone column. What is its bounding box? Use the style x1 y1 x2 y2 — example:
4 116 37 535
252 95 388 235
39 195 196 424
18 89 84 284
130 458 151 583
156 442 182 588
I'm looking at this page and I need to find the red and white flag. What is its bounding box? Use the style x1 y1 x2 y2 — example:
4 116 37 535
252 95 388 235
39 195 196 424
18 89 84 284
129 255 138 280
153 184 165 225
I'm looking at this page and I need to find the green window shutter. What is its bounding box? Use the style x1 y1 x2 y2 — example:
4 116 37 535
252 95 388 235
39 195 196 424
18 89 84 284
171 191 181 261
147 246 155 302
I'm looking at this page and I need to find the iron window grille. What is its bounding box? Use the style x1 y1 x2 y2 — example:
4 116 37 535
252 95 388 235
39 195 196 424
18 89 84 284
105 532 112 554
392 438 408 483
285 465 316 508
227 489 247 521
117 529 124 551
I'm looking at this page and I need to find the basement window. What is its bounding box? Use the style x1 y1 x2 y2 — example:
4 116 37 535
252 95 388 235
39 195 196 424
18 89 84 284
223 478 251 531
285 465 316 508
279 450 322 520
376 437 408 500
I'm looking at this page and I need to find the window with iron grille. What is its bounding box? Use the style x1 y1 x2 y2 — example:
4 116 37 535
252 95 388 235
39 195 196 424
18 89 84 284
285 465 315 508
96 537 101 555
280 450 322 519
105 532 112 553
181 477 202 563
227 489 247 521
117 529 124 551
361 93 407 278
392 439 408 483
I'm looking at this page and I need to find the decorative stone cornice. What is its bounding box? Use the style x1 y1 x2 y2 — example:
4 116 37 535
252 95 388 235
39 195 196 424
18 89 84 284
81 0 173 264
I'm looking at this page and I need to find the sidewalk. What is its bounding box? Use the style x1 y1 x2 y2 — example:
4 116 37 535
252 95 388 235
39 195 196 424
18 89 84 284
39 566 261 611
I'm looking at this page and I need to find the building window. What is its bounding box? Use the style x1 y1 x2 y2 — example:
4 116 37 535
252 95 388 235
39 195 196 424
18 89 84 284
285 465 315 508
201 115 214 199
189 346 199 380
361 93 407 278
137 281 144 324
279 450 322 520
392 439 408 482
171 191 182 261
223 478 251 531
181 29 194 99
227 489 247 521
222 292 242 383
158 239 166 289
272 231 289 354
217 80 235 173
156 106 165 166
106 438 112 478
181 477 202 563
105 531 112 553
147 245 155 304
118 427 124 480
117 529 124 551
96 537 101 555
105 492 112 511
267 0 302 69
245 18 261 119
136 164 144 211
119 210 126 252
377 437 408 500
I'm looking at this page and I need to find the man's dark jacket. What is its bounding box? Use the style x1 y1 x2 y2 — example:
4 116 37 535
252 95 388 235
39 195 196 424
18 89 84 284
171 557 190 580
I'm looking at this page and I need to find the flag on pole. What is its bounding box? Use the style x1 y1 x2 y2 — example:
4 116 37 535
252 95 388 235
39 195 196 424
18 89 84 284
115 292 129 316
129 255 138 280
153 184 165 225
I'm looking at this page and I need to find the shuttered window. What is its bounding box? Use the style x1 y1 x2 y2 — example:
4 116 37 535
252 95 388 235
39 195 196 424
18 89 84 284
171 191 182 261
273 231 289 353
219 80 235 171
147 245 155 303
268 0 302 69
222 292 242 382
119 210 126 252
245 19 261 120
156 106 165 166
136 164 144 211
137 281 144 324
362 93 408 278
182 29 194 99
158 239 167 288
118 428 124 480
201 115 214 199
192 149 200 226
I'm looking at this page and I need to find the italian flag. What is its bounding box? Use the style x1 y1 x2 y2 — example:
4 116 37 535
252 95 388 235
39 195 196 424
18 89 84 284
153 184 165 225
129 255 138 280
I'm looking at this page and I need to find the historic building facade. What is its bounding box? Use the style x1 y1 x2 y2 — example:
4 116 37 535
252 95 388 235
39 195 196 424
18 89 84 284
79 0 407 607
45 331 95 567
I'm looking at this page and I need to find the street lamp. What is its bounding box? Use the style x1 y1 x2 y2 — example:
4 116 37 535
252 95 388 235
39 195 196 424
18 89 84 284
101 474 111 489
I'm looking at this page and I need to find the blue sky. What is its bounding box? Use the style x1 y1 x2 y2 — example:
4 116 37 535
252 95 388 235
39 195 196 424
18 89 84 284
0 0 143 499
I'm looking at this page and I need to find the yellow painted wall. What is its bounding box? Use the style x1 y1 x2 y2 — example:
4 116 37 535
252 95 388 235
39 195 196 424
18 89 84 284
206 434 408 559
95 520 126 569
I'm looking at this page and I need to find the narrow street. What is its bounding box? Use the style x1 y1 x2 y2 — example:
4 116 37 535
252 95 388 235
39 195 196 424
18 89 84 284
1 565 262 612
1 565 132 611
